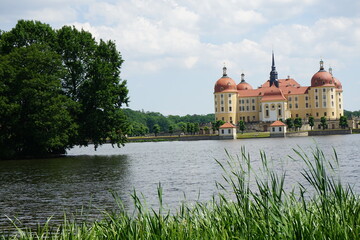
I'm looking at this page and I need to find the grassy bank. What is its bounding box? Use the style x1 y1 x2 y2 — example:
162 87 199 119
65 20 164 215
237 131 270 138
2 147 359 239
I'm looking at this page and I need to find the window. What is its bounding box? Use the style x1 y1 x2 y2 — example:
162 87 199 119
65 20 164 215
316 112 319 117
239 107 241 111
215 101 217 105
279 127 282 132
266 110 269 117
222 117 224 121
230 117 232 122
295 97 298 101
332 112 334 116
215 108 217 112
323 88 326 92
323 102 326 107
339 98 341 102
272 127 275 132
228 94 231 98
228 129 231 134
295 103 298 108
331 101 334 107
229 107 232 111
246 106 249 111
253 116 255 120
339 104 342 109
229 100 232 104
331 88 334 92
316 102 318 107
296 114 299 117
221 107 224 112
221 130 224 134
221 94 223 98
246 99 249 104
271 104 275 110
323 95 326 99
252 99 255 103
306 103 309 108
331 95 333 99
288 97 292 101
252 106 255 111
315 89 318 93
289 104 292 109
239 100 241 104
278 109 282 116
242 100 244 104
315 96 318 100
324 112 327 116
305 96 308 101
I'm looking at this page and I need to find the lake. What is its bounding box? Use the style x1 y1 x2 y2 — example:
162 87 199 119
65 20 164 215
0 134 359 231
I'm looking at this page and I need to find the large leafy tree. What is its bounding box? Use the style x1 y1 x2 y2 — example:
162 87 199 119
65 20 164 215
339 116 348 129
0 20 129 158
0 44 77 158
286 118 294 131
308 116 315 130
294 117 302 131
320 117 327 130
238 120 245 134
76 39 129 148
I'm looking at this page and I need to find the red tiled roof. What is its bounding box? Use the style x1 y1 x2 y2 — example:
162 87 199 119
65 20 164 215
219 122 236 128
261 86 287 102
270 120 286 127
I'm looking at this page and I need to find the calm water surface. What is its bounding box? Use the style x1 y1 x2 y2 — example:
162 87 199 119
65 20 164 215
0 135 359 231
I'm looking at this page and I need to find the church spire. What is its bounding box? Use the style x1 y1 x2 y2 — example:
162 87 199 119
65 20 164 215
269 51 279 87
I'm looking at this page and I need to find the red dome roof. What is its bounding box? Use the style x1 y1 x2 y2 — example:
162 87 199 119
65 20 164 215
311 70 335 87
333 77 342 90
237 81 253 90
214 76 237 93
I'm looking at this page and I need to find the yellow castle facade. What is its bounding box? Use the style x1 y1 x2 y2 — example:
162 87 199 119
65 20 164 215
214 54 343 125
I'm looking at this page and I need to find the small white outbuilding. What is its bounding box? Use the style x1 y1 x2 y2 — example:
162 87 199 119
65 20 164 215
270 120 286 137
219 122 237 139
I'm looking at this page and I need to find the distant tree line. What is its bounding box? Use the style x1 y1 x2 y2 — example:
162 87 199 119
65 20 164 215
123 108 215 136
344 110 360 119
0 20 129 159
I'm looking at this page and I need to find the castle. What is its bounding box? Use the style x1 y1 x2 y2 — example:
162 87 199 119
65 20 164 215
213 53 343 128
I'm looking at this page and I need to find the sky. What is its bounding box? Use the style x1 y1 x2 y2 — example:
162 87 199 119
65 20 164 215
1 0 360 116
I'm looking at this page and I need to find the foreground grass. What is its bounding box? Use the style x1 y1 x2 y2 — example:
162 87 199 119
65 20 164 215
2 147 360 239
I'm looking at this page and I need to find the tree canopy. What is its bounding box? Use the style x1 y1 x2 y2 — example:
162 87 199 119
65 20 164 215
123 108 214 136
0 20 129 159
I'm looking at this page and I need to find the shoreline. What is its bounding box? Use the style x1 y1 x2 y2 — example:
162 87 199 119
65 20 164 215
128 128 355 142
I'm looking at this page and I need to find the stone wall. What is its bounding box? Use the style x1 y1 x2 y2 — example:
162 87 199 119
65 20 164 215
286 132 308 137
308 129 352 136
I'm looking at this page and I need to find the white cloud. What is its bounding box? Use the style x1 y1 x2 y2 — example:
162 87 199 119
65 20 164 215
26 7 78 24
1 0 360 113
